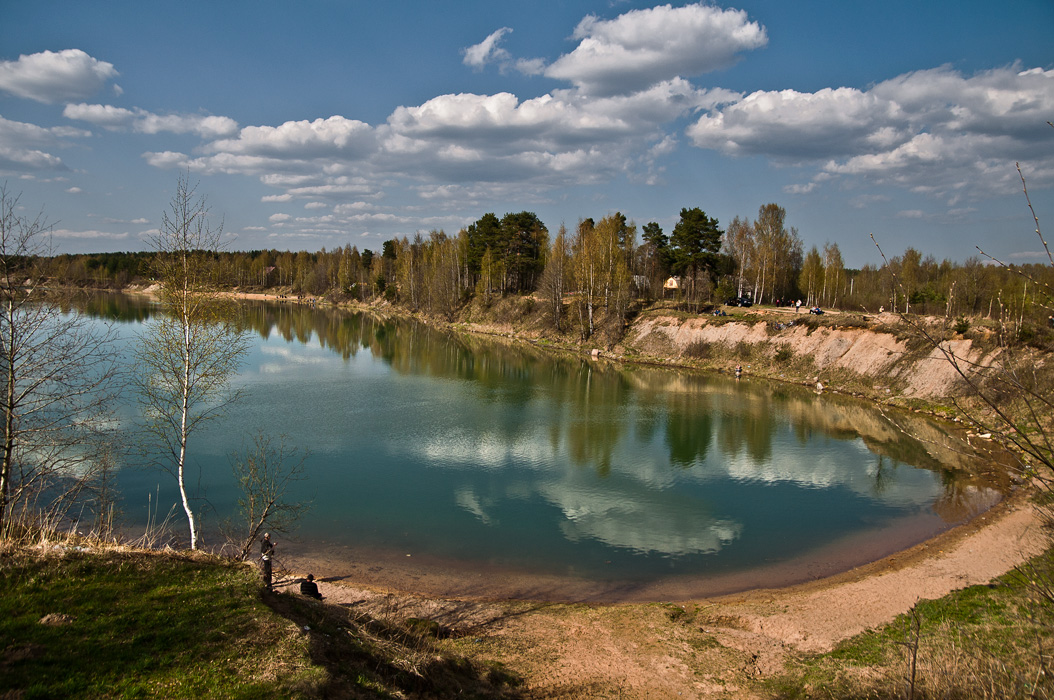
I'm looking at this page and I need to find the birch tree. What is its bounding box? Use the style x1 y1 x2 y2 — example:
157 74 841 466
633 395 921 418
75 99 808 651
135 175 250 550
724 216 755 298
571 219 602 338
799 246 823 305
0 186 122 535
539 225 569 330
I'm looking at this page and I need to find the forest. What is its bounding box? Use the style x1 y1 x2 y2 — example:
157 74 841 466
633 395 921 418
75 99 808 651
38 202 1054 342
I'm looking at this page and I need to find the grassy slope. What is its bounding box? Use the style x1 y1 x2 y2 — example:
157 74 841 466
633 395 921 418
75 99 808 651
0 545 522 700
4 541 1052 699
767 570 1054 698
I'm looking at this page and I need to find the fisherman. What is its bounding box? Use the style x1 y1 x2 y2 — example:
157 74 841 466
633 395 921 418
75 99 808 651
261 533 276 591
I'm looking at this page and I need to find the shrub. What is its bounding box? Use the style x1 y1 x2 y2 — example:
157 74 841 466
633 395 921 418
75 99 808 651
683 340 710 359
954 317 970 335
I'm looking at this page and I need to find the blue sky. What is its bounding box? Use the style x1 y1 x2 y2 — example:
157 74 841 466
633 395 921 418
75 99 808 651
1 0 1052 267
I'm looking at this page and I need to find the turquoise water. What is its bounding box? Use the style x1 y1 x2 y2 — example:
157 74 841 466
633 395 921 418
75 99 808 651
90 295 1002 597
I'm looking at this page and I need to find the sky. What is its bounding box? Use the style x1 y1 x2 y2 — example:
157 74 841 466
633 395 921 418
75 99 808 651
1 0 1052 267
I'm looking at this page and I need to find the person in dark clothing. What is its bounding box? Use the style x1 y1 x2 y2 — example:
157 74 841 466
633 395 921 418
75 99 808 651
260 533 276 591
300 573 323 600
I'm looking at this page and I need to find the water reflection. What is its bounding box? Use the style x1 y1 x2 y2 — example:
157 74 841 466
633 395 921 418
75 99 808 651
84 294 1005 580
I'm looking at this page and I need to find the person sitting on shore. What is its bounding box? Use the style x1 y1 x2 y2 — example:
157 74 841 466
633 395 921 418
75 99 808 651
300 574 323 600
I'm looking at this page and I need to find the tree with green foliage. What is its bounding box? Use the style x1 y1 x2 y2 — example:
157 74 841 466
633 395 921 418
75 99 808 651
799 246 823 306
500 211 549 293
752 203 802 304
465 213 503 288
571 218 602 338
135 175 250 550
539 225 569 330
821 241 845 308
638 221 670 300
723 216 755 299
669 207 723 305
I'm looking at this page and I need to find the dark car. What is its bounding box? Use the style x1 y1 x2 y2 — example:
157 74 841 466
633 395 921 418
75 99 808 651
725 296 753 307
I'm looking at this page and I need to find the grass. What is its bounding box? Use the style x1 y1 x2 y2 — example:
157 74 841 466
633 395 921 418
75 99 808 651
766 551 1054 699
0 544 523 699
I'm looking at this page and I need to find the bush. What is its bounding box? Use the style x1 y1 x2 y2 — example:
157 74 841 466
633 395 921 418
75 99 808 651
683 340 710 359
954 317 970 334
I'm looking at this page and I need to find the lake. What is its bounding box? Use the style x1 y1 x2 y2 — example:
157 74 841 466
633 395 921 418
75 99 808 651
88 294 1005 601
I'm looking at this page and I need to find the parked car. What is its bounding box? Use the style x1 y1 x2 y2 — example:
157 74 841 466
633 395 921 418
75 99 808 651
725 296 753 307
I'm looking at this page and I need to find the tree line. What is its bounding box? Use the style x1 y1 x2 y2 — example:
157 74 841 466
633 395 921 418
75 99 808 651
37 202 1054 339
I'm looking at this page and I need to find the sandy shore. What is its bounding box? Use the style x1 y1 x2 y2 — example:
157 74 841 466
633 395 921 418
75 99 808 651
265 494 1046 698
280 493 1044 647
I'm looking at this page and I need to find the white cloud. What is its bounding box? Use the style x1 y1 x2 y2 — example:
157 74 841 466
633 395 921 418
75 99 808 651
0 115 90 174
688 64 1054 199
688 86 903 159
0 49 118 103
100 216 150 225
127 6 758 215
1008 250 1054 261
783 182 816 195
135 112 239 138
544 3 767 96
52 228 129 240
382 80 715 179
142 151 190 169
207 116 375 159
515 57 546 76
269 213 292 223
462 27 512 70
63 103 136 128
64 103 239 138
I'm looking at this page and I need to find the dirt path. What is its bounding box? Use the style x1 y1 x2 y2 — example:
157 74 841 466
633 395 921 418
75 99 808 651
275 497 1045 698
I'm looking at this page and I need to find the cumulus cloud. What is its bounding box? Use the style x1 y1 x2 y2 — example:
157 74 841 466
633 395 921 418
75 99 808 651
462 27 512 70
688 87 903 159
384 79 717 169
0 49 118 103
62 103 136 129
206 116 374 159
129 4 762 216
122 3 1048 235
64 103 239 138
545 3 767 96
689 64 1054 198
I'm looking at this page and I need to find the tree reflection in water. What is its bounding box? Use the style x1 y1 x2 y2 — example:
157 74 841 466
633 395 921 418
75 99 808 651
75 294 1010 586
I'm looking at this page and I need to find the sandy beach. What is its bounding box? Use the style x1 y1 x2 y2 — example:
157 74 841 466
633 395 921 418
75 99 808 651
266 491 1046 698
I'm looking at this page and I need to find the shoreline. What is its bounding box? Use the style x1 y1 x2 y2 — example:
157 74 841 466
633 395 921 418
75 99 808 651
277 489 1045 653
122 287 1050 647
273 488 1005 605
